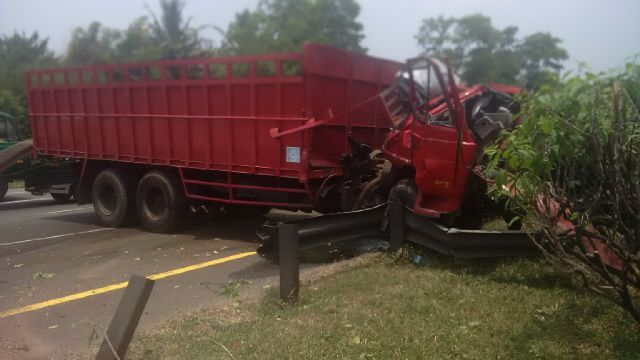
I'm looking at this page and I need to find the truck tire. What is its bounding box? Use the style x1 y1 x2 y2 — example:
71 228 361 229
136 170 185 233
0 176 7 201
388 178 418 207
92 169 135 227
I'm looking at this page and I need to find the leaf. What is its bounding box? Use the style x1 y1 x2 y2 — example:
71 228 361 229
540 117 555 134
33 272 54 279
569 212 580 221
507 216 521 227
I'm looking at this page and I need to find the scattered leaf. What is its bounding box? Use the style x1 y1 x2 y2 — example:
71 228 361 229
33 272 54 279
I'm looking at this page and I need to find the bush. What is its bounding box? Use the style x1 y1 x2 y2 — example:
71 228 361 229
486 63 640 322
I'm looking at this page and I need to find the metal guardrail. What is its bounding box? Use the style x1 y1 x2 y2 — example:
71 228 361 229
258 204 387 260
402 204 535 258
275 202 536 302
272 204 387 301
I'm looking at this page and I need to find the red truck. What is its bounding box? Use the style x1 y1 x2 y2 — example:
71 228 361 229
24 43 519 234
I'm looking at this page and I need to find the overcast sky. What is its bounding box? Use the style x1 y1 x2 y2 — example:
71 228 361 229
1 0 638 72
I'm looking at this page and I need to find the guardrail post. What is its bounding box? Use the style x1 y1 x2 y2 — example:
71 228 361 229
95 275 155 360
389 202 405 250
278 223 299 302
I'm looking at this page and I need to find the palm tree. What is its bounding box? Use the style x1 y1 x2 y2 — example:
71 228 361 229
146 0 207 59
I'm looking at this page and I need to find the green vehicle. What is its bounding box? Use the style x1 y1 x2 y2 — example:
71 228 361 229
0 112 79 201
0 111 21 151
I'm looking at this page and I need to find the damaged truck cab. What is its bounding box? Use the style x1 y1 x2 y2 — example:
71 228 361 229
379 57 520 221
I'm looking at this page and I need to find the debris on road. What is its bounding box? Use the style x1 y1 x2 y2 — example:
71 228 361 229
32 272 54 279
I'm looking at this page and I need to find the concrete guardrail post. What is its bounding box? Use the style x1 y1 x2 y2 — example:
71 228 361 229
278 223 299 302
389 202 405 250
95 274 155 360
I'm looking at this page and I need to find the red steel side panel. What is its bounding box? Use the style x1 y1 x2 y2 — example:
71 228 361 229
25 54 308 179
302 43 403 168
24 44 403 183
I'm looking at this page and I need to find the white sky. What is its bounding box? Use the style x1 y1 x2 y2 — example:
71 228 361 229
1 0 639 72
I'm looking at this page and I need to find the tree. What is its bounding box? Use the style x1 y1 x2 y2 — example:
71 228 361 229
65 0 210 64
221 0 366 56
65 22 121 65
0 32 57 136
415 14 568 88
518 32 569 89
0 32 56 94
485 63 640 322
146 0 210 59
115 17 161 62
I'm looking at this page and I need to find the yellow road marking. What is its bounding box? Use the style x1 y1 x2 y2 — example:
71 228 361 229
0 251 256 319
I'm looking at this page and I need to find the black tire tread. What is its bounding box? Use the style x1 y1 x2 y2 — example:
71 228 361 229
136 170 186 233
92 168 136 227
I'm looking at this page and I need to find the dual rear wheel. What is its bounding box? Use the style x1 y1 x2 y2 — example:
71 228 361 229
92 169 185 233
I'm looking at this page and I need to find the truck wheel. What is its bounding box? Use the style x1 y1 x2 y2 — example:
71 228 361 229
0 176 7 201
51 192 72 202
136 170 185 233
388 178 418 207
92 169 135 227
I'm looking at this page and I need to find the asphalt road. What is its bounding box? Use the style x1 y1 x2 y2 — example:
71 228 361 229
0 189 306 359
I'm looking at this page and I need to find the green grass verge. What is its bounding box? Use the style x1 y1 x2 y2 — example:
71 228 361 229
130 253 639 359
8 179 24 189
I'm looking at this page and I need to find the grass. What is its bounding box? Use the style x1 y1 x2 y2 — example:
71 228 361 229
219 279 251 299
129 251 640 359
8 179 24 189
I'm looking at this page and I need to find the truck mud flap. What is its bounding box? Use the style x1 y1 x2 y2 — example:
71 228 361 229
405 209 537 258
257 204 388 261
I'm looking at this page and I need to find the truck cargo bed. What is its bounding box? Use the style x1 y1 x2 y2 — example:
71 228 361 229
26 45 401 177
25 44 402 208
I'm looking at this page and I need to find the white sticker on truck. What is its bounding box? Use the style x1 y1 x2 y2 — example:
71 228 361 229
286 146 301 163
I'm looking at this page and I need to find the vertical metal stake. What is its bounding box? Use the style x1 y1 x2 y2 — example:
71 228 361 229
389 202 405 250
95 275 155 360
278 223 299 302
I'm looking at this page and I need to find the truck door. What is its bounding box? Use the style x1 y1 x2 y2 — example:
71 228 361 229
412 109 459 198
407 59 469 206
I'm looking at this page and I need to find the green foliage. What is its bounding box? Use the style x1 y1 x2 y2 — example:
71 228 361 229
221 0 366 56
415 14 568 88
65 22 121 65
0 32 57 137
519 32 569 89
65 0 210 65
486 64 639 203
486 62 640 321
218 279 251 299
0 90 28 138
114 17 162 63
146 0 212 59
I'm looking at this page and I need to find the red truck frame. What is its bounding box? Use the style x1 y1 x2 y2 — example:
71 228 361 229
25 43 405 231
